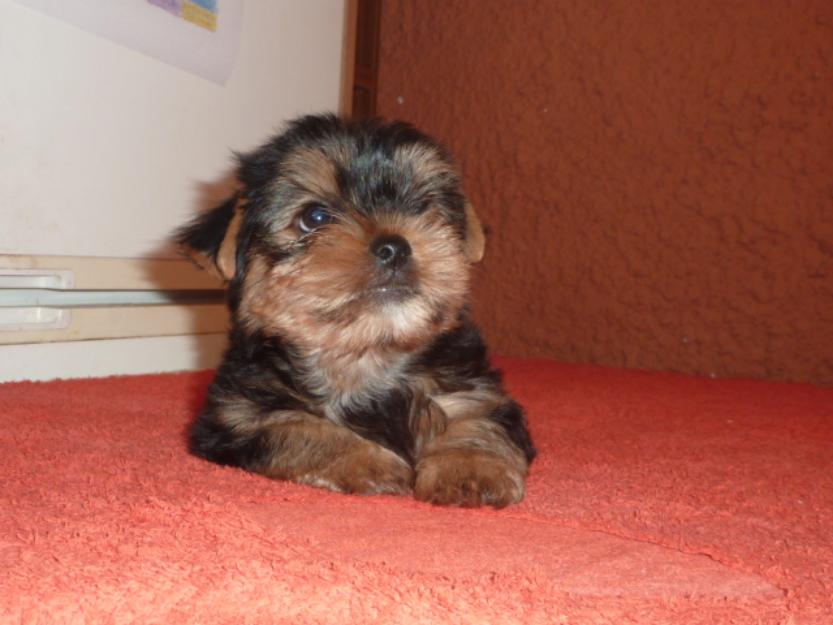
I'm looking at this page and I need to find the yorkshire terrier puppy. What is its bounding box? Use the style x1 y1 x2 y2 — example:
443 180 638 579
177 114 535 507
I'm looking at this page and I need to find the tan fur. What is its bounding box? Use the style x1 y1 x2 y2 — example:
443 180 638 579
463 202 486 262
239 209 471 389
279 147 342 199
216 206 243 280
431 387 503 422
413 392 528 507
414 447 526 508
393 143 455 188
180 197 243 281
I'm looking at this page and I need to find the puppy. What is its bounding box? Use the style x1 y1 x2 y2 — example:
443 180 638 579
177 114 535 507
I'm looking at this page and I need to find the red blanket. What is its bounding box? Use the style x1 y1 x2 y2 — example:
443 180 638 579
2 359 831 624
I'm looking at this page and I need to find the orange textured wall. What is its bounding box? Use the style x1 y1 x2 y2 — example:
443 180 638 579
376 1 833 385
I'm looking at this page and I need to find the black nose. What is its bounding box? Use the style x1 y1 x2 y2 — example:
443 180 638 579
370 234 412 268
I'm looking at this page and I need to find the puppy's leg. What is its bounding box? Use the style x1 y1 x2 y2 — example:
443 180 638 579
413 391 530 508
193 400 414 495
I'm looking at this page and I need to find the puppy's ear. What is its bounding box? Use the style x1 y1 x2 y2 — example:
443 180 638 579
463 201 486 263
176 194 243 282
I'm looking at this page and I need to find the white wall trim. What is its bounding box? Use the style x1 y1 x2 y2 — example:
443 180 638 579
0 333 226 383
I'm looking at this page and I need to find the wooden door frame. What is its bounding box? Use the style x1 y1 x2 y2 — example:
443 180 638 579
340 0 381 118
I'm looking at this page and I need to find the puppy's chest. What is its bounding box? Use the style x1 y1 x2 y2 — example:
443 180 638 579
303 350 422 422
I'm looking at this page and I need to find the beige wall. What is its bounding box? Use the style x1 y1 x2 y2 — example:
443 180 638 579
0 0 346 259
377 1 833 386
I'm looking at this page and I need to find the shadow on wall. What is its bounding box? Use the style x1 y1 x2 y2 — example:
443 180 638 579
141 169 240 372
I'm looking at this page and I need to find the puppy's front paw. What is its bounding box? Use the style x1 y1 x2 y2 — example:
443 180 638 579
414 449 525 508
302 444 413 496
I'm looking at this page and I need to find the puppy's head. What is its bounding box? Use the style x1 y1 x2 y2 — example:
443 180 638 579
177 114 484 354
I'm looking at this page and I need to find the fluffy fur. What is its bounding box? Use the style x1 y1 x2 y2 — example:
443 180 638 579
177 114 535 507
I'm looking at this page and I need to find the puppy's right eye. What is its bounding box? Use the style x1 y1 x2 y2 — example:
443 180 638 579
297 204 334 234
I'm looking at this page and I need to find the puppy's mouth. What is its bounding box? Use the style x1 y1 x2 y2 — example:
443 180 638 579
365 269 418 300
366 284 416 302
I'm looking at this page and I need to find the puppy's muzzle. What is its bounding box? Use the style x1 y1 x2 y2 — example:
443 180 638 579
368 234 415 299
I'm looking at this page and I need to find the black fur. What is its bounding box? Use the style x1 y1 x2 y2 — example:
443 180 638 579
340 387 416 463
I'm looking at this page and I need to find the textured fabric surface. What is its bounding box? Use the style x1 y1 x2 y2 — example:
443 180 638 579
1 359 831 624
376 1 833 386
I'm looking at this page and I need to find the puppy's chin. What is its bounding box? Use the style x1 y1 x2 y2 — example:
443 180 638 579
300 281 456 353
336 290 450 350
240 258 463 355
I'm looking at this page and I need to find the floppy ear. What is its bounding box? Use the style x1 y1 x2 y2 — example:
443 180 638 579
463 201 486 263
175 194 243 282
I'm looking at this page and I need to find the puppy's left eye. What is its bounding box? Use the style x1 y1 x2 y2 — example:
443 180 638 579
297 204 334 233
